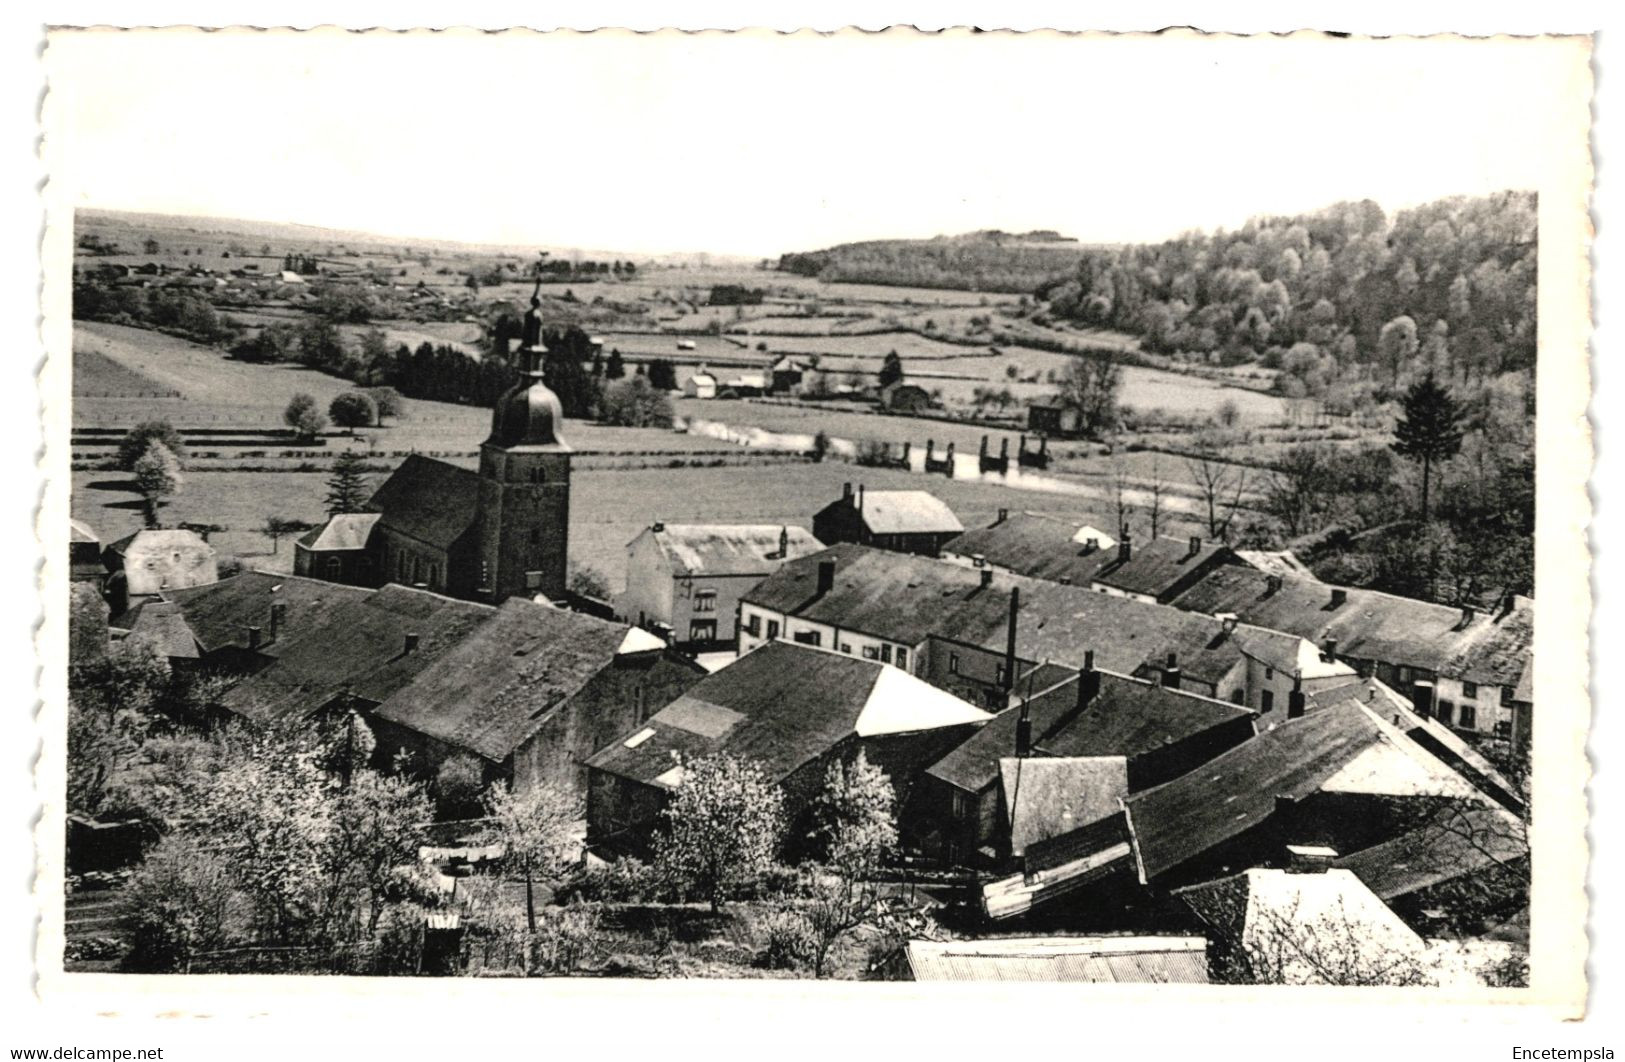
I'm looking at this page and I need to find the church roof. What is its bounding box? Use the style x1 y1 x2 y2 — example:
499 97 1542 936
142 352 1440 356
297 513 381 552
368 455 480 550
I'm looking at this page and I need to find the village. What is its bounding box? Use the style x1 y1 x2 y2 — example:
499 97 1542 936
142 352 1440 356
62 203 1536 983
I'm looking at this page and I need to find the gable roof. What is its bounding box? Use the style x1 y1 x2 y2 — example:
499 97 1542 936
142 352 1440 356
943 512 1121 586
297 513 382 552
928 669 1254 793
371 597 633 762
1169 566 1532 686
1332 806 1528 901
640 523 825 577
106 527 213 558
586 641 990 788
1125 699 1486 882
123 601 201 660
159 571 374 656
821 491 963 536
368 454 481 550
69 518 99 544
1090 537 1235 599
1000 756 1130 857
902 936 1208 984
218 584 495 725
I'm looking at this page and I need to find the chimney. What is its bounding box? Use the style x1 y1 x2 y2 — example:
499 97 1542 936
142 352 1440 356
842 482 853 501
1265 574 1282 596
1187 535 1202 559
778 526 789 559
1002 588 1020 692
972 554 986 569
1161 652 1181 690
995 508 1009 526
1118 533 1133 564
269 602 287 641
945 442 955 461
1498 592 1517 620
1410 680 1436 717
1285 843 1338 874
999 437 1009 460
1080 538 1097 555
1015 701 1033 758
246 625 263 650
404 632 420 654
925 440 934 461
1274 794 1297 818
1459 605 1477 629
1077 650 1100 710
1329 587 1347 609
1322 638 1338 662
1287 676 1306 719
816 559 836 596
651 521 664 533
980 568 993 589
856 484 865 511
980 435 989 459
1218 612 1238 635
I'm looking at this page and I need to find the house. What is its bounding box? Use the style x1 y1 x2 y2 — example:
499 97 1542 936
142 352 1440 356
811 483 964 557
682 369 718 399
738 544 1338 712
583 640 991 859
367 597 704 802
886 935 1209 983
307 329 573 605
278 270 308 284
69 518 103 583
1089 534 1239 604
1027 403 1082 437
102 528 219 619
913 660 1257 866
768 356 806 394
615 522 824 648
1176 861 1518 987
1169 565 1534 745
720 372 766 397
293 513 383 586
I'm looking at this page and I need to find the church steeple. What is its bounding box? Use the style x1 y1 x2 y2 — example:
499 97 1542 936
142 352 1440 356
476 275 572 603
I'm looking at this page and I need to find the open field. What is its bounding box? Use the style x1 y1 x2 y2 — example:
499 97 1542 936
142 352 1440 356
72 347 179 399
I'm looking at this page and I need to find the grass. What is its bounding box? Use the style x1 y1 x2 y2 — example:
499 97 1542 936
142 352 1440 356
72 346 179 398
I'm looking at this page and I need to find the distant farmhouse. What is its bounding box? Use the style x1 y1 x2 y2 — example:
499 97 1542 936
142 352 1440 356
812 483 964 558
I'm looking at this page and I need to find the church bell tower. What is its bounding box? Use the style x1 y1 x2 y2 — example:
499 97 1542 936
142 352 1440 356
476 297 572 603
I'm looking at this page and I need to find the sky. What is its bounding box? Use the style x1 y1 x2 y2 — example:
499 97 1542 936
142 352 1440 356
43 28 1591 258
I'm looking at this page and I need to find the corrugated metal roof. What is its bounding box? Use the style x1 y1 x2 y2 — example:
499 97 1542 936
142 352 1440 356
905 936 1209 983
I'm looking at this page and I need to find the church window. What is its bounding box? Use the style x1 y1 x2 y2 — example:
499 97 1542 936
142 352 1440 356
325 556 342 580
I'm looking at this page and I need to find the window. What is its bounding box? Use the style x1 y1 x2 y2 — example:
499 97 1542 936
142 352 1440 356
951 791 970 820
525 570 544 590
1461 681 1478 700
1436 700 1455 726
1231 689 1246 706
1459 704 1477 730
1260 689 1274 713
793 630 821 647
995 664 1007 687
743 613 761 637
1398 666 1413 685
1495 720 1513 740
1501 686 1515 706
896 647 908 670
880 645 893 664
688 620 717 644
693 590 717 613
839 643 852 654
766 619 781 640
325 556 342 580
949 652 961 675
429 564 439 588
862 646 880 661
1264 667 1274 681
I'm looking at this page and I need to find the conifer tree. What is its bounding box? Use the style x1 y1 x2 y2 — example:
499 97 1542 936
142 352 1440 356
1392 372 1466 525
324 451 373 515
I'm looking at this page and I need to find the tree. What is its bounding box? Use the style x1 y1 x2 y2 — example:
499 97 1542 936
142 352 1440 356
598 375 674 428
878 351 905 389
117 420 186 471
798 751 899 977
329 390 378 433
433 753 487 820
284 393 327 441
1185 452 1249 541
329 769 432 936
646 358 679 391
132 442 183 528
604 349 626 380
655 754 784 912
1392 373 1466 525
365 386 404 425
1055 353 1122 437
1147 459 1167 539
262 515 314 554
483 783 581 933
1378 315 1420 385
142 237 161 255
324 451 373 515
567 563 612 601
123 836 241 972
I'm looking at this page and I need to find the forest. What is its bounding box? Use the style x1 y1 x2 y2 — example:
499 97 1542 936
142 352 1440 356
778 230 1091 293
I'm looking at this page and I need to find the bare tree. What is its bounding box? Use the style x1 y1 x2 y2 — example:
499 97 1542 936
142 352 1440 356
1147 458 1166 539
1185 455 1248 541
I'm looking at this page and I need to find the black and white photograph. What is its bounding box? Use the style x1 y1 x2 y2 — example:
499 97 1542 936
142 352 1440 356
29 23 1592 1022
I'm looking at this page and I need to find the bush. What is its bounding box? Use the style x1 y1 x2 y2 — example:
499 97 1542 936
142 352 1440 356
117 421 186 471
433 754 487 820
329 390 378 431
760 909 818 970
284 393 327 440
562 857 668 904
533 904 604 974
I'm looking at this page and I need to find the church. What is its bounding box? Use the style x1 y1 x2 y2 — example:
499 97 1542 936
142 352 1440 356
295 301 572 605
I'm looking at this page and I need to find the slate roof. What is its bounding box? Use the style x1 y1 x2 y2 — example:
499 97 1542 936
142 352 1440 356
368 454 481 550
1089 537 1236 599
123 601 200 660
106 528 212 559
218 585 496 725
943 512 1121 586
586 641 988 788
1169 566 1533 687
297 513 382 552
371 597 632 762
902 936 1209 984
159 571 374 656
746 545 1257 687
1332 806 1528 901
1000 756 1129 856
928 669 1255 793
824 491 963 536
643 523 825 577
1124 699 1480 882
